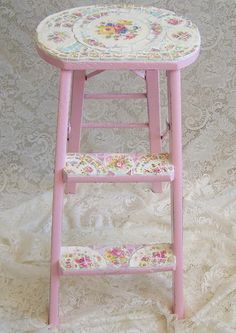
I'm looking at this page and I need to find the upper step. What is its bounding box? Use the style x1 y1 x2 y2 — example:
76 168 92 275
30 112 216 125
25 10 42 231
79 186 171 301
63 153 174 183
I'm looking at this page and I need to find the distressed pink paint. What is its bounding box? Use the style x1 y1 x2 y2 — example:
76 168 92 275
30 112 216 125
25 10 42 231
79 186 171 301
84 92 147 99
86 70 105 79
61 265 175 276
64 174 174 184
65 70 85 194
131 70 146 79
146 70 162 193
168 70 184 319
49 70 73 325
82 122 149 129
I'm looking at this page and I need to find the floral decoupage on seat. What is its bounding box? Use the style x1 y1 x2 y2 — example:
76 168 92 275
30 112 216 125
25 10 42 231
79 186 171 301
36 5 201 62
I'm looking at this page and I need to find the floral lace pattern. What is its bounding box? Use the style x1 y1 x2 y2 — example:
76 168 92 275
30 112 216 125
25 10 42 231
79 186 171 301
64 153 174 177
36 5 200 61
60 244 175 273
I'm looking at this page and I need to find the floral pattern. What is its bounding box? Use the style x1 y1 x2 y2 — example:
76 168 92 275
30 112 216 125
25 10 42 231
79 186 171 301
36 5 200 62
129 244 174 268
104 247 130 266
167 18 183 25
134 153 173 175
151 23 162 36
47 31 69 43
97 20 140 40
172 31 192 41
105 154 134 175
83 38 106 48
60 247 107 271
60 244 175 273
64 153 174 178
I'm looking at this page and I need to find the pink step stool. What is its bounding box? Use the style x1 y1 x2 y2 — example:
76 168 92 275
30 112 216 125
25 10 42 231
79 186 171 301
35 5 200 325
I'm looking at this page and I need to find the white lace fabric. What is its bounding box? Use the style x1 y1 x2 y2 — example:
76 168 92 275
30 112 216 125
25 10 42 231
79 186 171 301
0 0 236 332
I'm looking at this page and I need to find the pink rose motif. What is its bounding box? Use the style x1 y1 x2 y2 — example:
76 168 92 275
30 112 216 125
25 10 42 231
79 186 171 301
116 160 125 168
141 256 149 262
74 11 82 17
114 24 127 34
153 167 161 173
125 33 136 40
111 248 123 257
65 258 72 268
84 165 94 173
153 250 167 262
151 23 162 36
168 18 183 25
75 256 92 268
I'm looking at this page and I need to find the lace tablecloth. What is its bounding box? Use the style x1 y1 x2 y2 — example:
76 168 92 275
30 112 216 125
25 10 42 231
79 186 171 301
0 0 235 332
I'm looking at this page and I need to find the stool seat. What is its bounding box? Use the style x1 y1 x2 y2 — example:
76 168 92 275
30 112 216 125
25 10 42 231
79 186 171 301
36 5 200 68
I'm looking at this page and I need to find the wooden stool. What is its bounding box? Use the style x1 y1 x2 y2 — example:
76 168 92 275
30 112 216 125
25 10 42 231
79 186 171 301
36 5 200 325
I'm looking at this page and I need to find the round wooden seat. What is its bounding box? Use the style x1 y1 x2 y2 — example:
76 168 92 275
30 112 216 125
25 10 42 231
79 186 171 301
36 5 200 69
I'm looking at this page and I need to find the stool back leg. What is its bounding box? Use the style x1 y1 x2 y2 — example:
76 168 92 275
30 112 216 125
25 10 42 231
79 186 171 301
146 70 162 193
167 70 184 319
65 70 86 194
49 70 73 325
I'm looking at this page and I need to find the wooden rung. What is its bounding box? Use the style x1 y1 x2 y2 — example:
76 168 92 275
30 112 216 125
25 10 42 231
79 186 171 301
85 70 146 80
85 70 105 79
131 70 146 79
82 122 149 129
161 119 171 141
84 93 147 99
60 243 176 276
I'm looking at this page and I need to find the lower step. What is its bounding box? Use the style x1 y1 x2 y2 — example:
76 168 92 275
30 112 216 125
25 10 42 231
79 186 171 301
63 153 174 183
60 243 176 276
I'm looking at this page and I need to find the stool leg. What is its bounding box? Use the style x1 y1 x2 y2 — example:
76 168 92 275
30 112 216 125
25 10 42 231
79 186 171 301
167 70 184 319
65 70 86 194
146 70 162 193
49 70 73 325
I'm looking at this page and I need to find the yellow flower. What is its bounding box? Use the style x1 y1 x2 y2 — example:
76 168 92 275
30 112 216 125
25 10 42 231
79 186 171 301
105 252 114 260
117 20 132 26
140 261 147 267
97 25 115 36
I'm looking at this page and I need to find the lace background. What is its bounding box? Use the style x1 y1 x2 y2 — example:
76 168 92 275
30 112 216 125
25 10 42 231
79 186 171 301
0 0 236 332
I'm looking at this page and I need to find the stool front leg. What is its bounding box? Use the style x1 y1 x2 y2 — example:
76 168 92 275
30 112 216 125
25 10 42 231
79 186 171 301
146 70 162 193
167 70 184 319
65 70 86 194
49 70 73 325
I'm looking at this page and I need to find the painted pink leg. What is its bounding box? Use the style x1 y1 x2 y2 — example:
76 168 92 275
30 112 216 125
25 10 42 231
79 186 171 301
168 70 184 319
146 70 162 193
65 70 86 194
49 70 73 325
